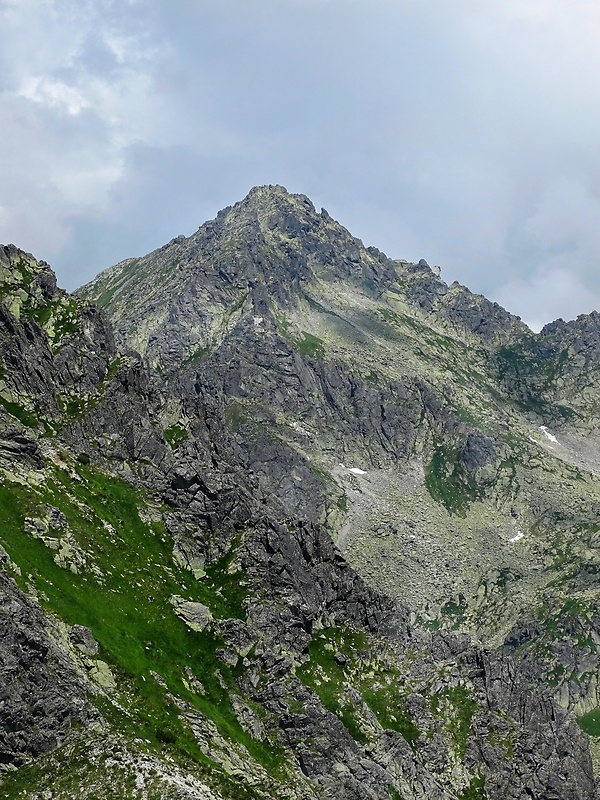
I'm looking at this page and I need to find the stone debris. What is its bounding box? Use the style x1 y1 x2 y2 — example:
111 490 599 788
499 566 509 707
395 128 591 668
170 595 213 632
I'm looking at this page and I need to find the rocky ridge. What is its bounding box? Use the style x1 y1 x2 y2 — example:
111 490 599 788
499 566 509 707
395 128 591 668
0 195 598 797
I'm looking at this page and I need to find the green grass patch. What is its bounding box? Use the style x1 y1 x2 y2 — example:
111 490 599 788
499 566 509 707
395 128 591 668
105 357 124 381
181 345 211 368
388 788 406 800
0 257 36 300
458 775 487 800
441 594 467 624
577 709 600 736
429 686 478 757
21 300 54 326
19 294 83 350
275 313 291 336
96 283 120 310
425 444 482 516
50 299 82 345
297 627 369 744
361 681 420 747
164 424 188 449
0 395 39 428
0 464 284 782
296 331 325 359
57 395 91 420
94 260 140 309
297 627 421 749
533 598 594 650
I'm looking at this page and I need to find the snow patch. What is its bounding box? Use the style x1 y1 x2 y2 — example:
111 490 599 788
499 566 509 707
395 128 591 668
539 425 558 443
348 467 367 475
509 529 525 543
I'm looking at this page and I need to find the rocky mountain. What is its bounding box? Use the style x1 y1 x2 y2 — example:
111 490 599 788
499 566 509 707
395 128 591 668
1 187 600 798
79 186 600 711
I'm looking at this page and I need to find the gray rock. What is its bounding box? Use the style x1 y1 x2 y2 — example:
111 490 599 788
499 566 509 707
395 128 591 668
170 595 213 632
0 200 599 799
69 624 98 656
0 571 97 771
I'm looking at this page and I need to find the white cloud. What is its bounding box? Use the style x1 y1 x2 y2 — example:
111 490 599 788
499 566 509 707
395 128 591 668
17 76 90 115
494 266 600 333
0 0 170 255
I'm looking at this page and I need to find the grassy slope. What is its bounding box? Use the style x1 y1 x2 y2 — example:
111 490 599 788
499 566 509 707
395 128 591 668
0 457 500 800
0 460 289 799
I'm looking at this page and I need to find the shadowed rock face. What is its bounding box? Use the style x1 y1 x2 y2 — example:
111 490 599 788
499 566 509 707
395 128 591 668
0 190 599 798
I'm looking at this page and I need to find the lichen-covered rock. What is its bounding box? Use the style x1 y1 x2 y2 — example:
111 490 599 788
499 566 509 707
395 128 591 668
170 596 213 631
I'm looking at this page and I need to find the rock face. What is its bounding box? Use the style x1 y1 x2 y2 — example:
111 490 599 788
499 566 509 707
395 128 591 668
0 244 117 443
0 190 600 798
495 311 600 427
78 186 527 375
0 569 96 769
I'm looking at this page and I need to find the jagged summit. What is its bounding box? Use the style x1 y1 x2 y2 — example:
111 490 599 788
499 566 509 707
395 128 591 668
0 244 59 313
78 186 527 374
76 185 402 371
218 183 317 216
209 184 320 245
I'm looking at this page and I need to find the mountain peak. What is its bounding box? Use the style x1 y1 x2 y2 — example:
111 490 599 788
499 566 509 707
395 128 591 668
78 187 529 373
214 184 321 242
242 183 315 210
77 187 403 370
244 182 306 202
213 184 316 225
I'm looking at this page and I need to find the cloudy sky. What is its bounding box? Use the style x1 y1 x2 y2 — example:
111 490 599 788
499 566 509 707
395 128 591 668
1 0 600 330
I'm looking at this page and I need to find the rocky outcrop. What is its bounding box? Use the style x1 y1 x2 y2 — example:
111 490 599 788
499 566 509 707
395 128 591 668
0 245 117 445
0 568 96 770
504 604 600 716
398 259 528 345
